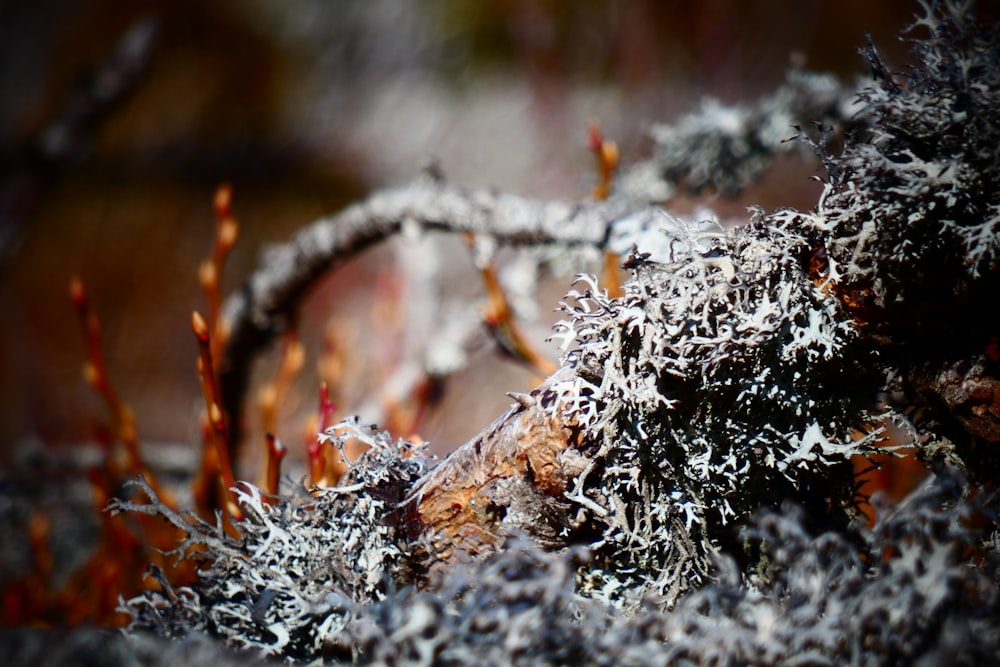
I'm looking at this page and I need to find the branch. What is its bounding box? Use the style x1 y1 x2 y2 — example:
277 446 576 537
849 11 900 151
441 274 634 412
219 177 646 454
215 69 863 458
618 68 862 201
407 367 587 573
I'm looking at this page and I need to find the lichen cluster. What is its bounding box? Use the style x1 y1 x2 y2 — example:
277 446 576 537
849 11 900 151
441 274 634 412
116 419 427 661
549 207 883 606
768 0 1000 479
793 0 1000 331
113 469 998 666
613 472 1000 666
310 475 1000 666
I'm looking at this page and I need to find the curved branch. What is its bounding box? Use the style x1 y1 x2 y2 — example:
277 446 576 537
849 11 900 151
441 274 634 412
219 177 645 455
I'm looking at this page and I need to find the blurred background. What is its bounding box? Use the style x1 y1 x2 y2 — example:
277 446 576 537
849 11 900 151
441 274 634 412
0 0 923 472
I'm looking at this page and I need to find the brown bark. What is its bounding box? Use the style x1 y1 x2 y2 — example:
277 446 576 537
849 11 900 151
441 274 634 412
907 355 1000 482
404 367 591 572
919 359 1000 443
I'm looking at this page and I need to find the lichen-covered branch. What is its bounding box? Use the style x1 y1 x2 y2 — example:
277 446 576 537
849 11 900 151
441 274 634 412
219 179 644 452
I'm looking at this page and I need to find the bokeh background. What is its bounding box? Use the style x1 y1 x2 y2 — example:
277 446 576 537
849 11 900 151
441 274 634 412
0 0 923 477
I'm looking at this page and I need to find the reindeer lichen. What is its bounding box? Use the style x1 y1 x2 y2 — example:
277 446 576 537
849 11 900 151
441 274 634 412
113 471 999 666
549 208 883 606
115 420 427 661
802 0 1000 324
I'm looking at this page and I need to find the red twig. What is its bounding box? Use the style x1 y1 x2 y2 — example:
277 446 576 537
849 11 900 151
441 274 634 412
264 433 287 496
588 123 624 298
200 183 240 362
68 276 170 500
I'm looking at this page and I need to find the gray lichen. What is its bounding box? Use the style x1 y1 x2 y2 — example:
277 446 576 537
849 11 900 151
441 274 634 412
115 419 427 661
548 208 884 607
786 0 1000 323
771 0 1000 478
114 468 999 666
612 471 1000 667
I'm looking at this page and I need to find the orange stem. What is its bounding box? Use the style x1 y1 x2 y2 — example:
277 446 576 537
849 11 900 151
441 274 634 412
192 310 241 518
69 277 167 499
308 438 327 488
587 122 619 201
258 331 304 487
201 183 239 362
317 383 352 486
479 263 557 377
602 251 624 299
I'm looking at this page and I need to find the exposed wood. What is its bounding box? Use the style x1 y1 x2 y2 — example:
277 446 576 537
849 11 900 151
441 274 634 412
405 367 590 571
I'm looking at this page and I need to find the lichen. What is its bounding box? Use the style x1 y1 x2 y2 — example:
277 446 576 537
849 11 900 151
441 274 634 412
800 0 1000 331
613 470 1000 667
115 419 427 661
549 208 883 606
115 470 999 666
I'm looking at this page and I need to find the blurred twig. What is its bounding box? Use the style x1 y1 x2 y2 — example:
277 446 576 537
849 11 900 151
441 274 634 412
0 20 157 273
